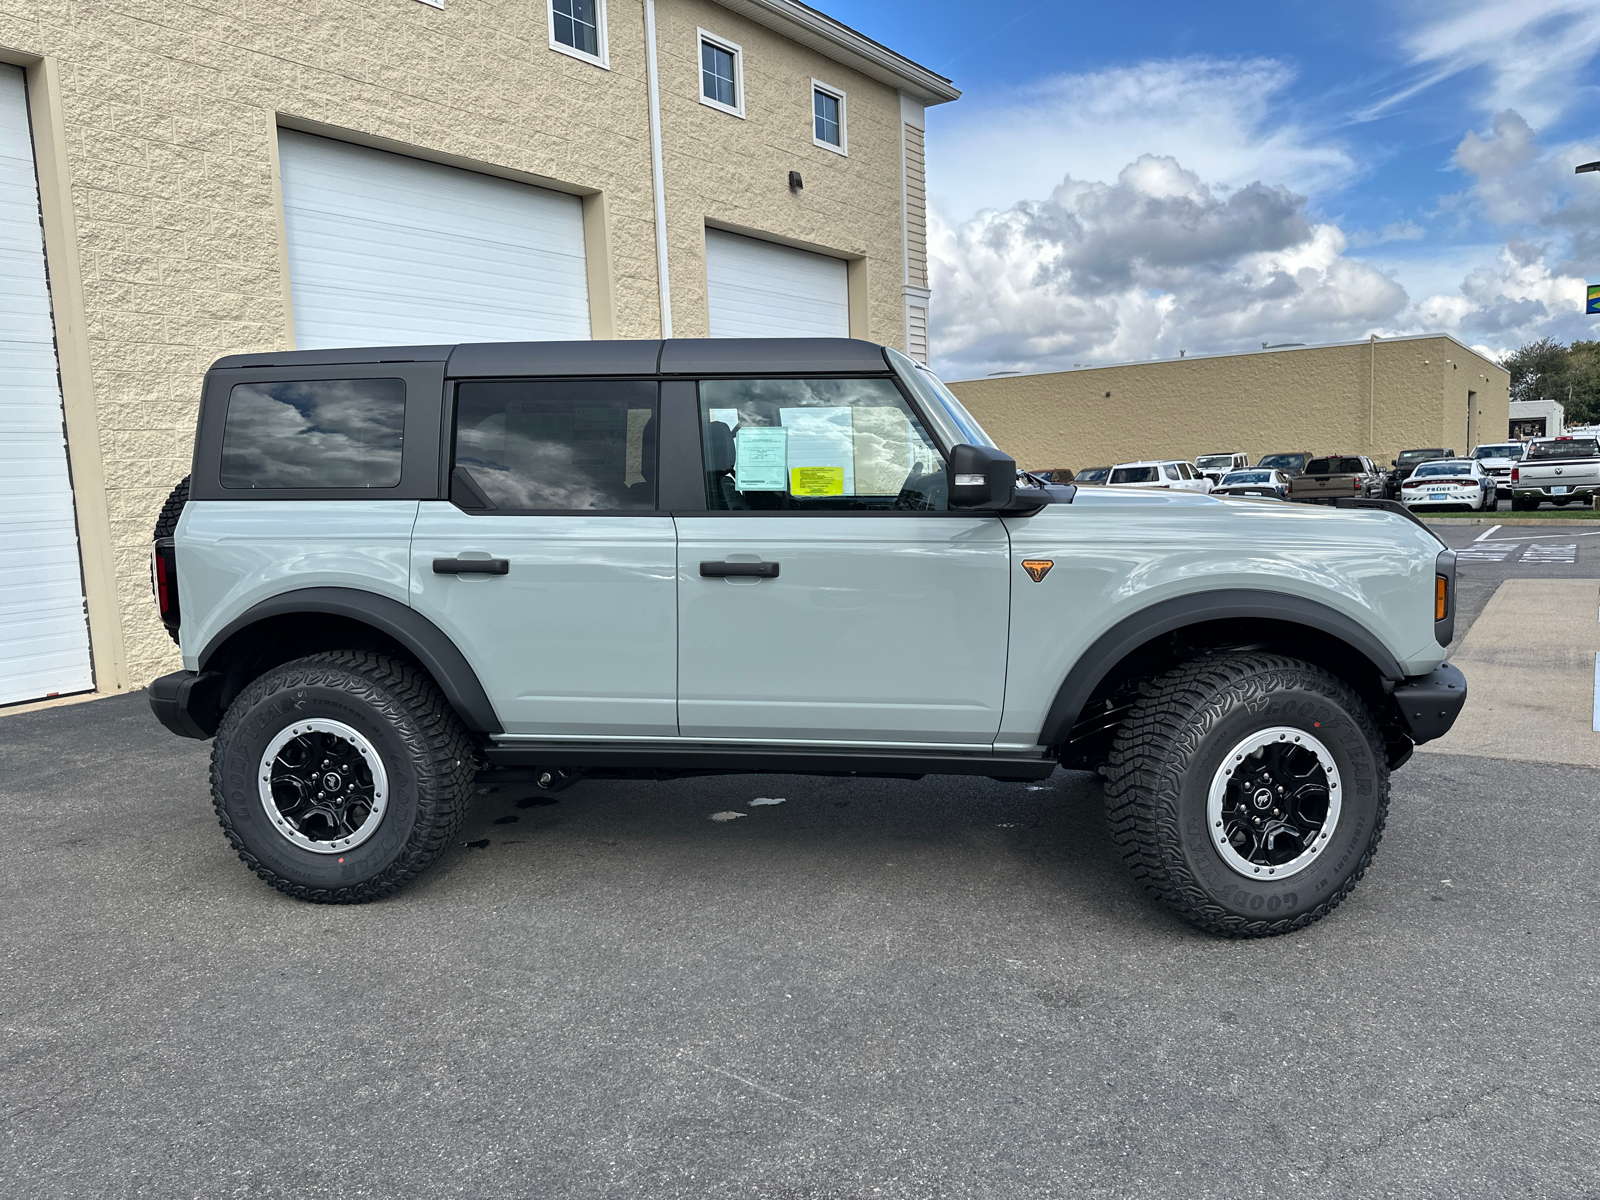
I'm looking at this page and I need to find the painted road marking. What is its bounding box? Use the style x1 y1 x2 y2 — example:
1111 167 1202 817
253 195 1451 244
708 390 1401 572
1524 543 1578 564
1456 544 1519 562
1593 654 1600 733
1473 525 1502 542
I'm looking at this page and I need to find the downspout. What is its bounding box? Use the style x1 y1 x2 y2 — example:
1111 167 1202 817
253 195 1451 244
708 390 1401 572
643 0 673 337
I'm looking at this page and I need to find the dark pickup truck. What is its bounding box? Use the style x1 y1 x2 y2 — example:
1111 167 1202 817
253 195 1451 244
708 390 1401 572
1385 448 1456 499
1289 455 1386 504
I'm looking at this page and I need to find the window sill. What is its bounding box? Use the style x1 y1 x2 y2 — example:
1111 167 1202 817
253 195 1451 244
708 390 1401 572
549 39 610 69
699 95 745 119
812 137 847 157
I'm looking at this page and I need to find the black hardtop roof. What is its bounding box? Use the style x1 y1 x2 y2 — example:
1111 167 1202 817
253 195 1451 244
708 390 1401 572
209 338 893 377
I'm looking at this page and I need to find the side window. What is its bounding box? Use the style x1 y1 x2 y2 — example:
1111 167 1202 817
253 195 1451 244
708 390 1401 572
219 378 405 489
549 0 608 66
699 377 946 511
1175 462 1193 480
698 31 743 117
1163 464 1181 481
453 380 657 511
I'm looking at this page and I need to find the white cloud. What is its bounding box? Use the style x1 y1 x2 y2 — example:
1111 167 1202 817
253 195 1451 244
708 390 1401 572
931 156 1408 379
1376 0 1600 127
929 58 1356 223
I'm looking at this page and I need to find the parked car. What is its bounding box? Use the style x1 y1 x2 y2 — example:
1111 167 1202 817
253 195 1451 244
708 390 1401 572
146 337 1464 937
1289 455 1385 504
1256 452 1313 474
1074 466 1112 485
1212 468 1292 500
1194 452 1250 485
1399 459 1494 512
1031 467 1076 484
1107 460 1212 493
1470 442 1524 500
1510 435 1600 510
1386 448 1456 499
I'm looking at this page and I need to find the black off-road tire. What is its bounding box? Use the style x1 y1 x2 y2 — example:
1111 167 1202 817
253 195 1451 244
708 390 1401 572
210 651 476 903
152 477 190 643
1103 652 1389 938
153 475 189 539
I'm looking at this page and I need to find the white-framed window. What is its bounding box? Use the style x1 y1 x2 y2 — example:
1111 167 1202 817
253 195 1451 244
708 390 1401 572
811 80 847 155
698 30 744 118
549 0 608 68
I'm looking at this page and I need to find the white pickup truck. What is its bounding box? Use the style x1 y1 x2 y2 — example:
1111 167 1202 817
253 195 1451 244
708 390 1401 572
1510 436 1600 510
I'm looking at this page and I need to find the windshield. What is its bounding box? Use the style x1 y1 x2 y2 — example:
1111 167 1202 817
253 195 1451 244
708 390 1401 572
1413 462 1472 478
1076 466 1111 483
1222 471 1272 484
1195 455 1236 469
1473 444 1521 460
884 347 999 450
1526 438 1600 460
1256 454 1304 470
1305 457 1364 474
1110 465 1159 484
1398 449 1449 465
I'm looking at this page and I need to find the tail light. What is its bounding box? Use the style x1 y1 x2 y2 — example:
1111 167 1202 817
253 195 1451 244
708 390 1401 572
151 537 180 636
1353 477 1361 490
1511 467 1520 482
1403 478 1422 488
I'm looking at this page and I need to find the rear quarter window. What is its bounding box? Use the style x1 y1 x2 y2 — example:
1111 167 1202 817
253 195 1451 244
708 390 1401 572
219 378 406 489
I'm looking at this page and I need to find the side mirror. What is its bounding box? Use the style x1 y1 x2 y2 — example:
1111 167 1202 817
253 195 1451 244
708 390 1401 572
948 443 1017 510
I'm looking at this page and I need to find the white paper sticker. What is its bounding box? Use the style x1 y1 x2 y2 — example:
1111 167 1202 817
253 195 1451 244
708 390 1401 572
735 427 788 491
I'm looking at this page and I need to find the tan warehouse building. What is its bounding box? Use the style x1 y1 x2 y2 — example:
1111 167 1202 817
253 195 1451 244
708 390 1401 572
949 335 1510 478
0 0 956 706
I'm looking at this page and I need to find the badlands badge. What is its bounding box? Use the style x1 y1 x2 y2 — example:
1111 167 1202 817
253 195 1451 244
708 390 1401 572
1021 559 1054 583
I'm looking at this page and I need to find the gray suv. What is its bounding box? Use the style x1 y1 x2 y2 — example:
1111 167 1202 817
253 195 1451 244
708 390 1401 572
149 339 1465 936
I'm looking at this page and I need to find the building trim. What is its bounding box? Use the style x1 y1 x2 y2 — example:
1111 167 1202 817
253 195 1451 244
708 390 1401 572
265 114 297 350
23 55 130 696
946 332 1511 384
581 192 618 338
711 0 960 105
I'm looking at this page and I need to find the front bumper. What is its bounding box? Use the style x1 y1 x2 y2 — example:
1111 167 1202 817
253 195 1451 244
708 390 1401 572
1392 662 1467 744
148 670 224 740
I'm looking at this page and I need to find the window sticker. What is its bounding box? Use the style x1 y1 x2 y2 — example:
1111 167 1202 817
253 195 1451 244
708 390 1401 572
789 466 845 495
780 407 854 495
734 426 787 491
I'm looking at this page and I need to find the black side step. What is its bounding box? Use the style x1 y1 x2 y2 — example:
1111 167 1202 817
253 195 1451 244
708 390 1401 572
482 743 1056 782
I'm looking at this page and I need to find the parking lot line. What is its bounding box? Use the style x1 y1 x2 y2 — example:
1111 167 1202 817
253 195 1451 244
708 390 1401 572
1421 579 1600 767
1473 524 1501 541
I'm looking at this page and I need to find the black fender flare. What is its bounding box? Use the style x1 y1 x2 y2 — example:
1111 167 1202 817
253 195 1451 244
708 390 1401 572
199 586 503 735
1037 589 1405 747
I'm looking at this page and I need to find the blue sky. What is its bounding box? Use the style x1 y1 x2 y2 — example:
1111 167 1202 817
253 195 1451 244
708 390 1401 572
825 0 1600 378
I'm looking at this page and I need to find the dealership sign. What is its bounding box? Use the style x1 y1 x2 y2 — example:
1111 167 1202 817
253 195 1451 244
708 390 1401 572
1589 284 1600 315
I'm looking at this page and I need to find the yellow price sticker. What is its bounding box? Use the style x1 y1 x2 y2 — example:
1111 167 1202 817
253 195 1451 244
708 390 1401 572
789 466 845 496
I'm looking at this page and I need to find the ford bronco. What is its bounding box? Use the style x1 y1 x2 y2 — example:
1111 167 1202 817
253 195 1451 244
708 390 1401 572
148 338 1465 936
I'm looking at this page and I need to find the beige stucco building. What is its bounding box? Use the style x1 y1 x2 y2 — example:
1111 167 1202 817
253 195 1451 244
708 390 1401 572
948 335 1511 475
0 0 955 705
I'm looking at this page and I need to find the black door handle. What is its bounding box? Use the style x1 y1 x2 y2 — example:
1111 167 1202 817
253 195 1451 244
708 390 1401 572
434 558 509 575
700 561 779 578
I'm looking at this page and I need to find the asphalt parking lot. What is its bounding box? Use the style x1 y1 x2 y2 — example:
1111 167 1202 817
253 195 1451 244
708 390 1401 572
4 534 1598 1199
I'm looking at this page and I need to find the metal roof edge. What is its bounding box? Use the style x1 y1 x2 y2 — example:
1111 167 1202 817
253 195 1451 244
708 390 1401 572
710 0 961 105
948 332 1511 385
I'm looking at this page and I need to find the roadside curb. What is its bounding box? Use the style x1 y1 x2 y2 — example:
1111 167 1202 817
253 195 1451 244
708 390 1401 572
1425 517 1600 527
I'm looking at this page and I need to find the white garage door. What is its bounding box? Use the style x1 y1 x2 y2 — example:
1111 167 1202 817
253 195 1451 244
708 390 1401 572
0 65 94 706
278 130 591 349
705 228 850 338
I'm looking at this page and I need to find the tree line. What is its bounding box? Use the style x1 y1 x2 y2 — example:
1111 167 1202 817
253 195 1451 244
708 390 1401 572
1502 338 1600 425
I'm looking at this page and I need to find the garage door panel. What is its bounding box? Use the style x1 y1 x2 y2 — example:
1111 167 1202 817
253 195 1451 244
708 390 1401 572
279 130 590 349
0 64 94 706
705 228 850 339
